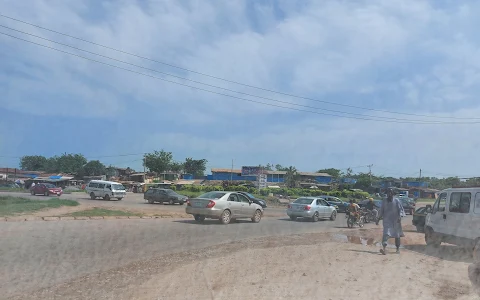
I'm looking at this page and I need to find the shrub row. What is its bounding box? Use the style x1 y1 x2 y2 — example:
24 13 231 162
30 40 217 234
175 185 369 199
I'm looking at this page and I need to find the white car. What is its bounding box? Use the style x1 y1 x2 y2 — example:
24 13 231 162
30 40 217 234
425 188 480 260
286 197 337 222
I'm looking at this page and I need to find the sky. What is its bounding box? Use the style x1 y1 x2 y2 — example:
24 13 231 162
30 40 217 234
1 0 480 178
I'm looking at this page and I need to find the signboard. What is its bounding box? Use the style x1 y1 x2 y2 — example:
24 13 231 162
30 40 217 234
258 174 267 189
241 166 261 176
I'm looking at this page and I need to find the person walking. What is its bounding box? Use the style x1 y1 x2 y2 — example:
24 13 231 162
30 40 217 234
378 189 404 255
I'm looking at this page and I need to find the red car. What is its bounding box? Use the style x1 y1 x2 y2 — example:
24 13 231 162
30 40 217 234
30 183 63 196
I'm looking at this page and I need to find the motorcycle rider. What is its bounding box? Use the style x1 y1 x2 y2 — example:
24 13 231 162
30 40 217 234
365 197 379 225
348 199 360 222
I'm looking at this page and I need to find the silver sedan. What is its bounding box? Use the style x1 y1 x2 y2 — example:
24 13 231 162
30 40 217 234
186 191 264 224
286 197 337 222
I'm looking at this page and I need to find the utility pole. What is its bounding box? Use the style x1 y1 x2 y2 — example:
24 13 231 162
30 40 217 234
419 168 422 180
367 164 373 186
230 159 233 183
143 155 146 183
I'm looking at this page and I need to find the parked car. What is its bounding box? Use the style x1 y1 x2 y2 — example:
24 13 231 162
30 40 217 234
236 191 267 208
0 182 20 189
425 188 480 260
412 207 427 232
400 198 415 215
85 180 126 200
30 183 63 196
186 191 263 224
144 188 187 205
286 197 337 222
320 196 348 213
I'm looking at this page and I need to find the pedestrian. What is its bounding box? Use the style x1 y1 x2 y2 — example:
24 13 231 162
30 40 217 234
378 189 404 255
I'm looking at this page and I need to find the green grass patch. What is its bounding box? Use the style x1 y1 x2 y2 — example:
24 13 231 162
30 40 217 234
0 188 27 193
0 196 79 217
63 208 143 217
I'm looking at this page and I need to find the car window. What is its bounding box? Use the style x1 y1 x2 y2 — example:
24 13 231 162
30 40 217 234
320 199 328 206
97 183 105 189
228 194 239 202
89 182 98 188
475 193 480 214
198 192 227 199
415 207 426 214
449 192 471 213
294 198 313 204
238 194 250 203
316 199 322 205
433 193 447 213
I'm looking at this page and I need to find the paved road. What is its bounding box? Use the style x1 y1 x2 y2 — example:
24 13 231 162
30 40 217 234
0 191 288 216
1 211 411 298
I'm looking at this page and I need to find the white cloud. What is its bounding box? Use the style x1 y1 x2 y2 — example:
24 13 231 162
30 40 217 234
2 0 480 176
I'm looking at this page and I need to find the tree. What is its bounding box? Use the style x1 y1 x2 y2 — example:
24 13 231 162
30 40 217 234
20 155 47 171
284 166 299 188
170 161 184 174
317 168 343 178
144 150 173 174
184 158 208 177
275 164 289 171
78 160 106 177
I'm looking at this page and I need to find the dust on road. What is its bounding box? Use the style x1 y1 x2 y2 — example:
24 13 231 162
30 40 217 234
8 229 478 300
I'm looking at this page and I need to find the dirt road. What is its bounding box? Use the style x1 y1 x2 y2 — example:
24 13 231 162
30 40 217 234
2 214 356 299
7 228 478 300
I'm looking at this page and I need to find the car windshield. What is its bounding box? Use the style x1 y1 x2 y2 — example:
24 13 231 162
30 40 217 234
112 184 125 190
165 189 178 195
243 192 255 198
293 198 313 204
44 184 56 188
197 192 227 199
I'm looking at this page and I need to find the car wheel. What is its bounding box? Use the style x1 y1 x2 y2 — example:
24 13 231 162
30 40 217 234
104 194 110 201
251 209 262 223
169 199 174 205
425 228 441 247
220 210 231 225
44 191 49 196
330 211 337 221
179 202 184 205
311 212 319 222
194 215 205 223
30 190 35 195
90 192 95 200
117 198 122 201
289 216 297 221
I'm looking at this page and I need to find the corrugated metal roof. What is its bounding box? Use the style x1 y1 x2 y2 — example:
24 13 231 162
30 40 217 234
298 172 332 177
211 169 242 173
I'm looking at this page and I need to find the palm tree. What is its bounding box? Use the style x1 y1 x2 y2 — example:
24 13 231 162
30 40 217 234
285 166 299 188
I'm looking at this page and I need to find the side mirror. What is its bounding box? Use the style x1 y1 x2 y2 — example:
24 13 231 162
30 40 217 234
426 205 432 213
249 200 253 205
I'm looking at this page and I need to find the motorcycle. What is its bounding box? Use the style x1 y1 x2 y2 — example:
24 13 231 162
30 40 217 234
346 210 365 228
363 208 378 224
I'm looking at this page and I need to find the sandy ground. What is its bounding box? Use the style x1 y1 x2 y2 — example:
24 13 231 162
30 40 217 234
10 227 478 300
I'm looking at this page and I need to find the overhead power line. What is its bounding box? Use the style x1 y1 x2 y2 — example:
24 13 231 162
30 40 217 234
0 13 478 121
2 32 479 125
0 25 464 124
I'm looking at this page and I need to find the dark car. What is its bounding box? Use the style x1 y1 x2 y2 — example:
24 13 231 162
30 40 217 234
412 207 427 232
30 183 63 196
400 198 415 215
237 192 267 208
319 196 348 212
144 188 187 205
358 199 382 209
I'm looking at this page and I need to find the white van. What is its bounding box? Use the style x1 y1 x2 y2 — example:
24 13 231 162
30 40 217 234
425 188 480 260
86 180 126 201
